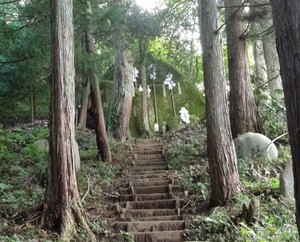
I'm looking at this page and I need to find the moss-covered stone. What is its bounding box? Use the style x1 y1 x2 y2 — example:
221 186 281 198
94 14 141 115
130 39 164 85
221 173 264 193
100 60 205 138
129 79 205 136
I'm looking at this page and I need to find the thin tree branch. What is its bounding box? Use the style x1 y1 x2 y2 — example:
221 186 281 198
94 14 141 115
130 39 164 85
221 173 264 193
215 0 249 34
1 14 47 33
0 0 19 4
246 25 274 39
218 3 270 9
0 56 33 64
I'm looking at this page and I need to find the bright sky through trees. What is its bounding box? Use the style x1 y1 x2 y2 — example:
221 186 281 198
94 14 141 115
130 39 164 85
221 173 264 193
135 0 164 11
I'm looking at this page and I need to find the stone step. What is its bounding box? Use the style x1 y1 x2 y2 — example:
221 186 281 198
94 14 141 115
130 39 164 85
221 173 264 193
135 154 166 159
118 179 178 188
130 177 173 183
119 193 170 202
126 173 169 179
113 220 186 233
135 138 161 143
117 178 170 186
135 156 166 161
134 148 163 152
133 179 179 187
118 185 182 194
125 208 180 218
130 169 172 175
133 161 166 166
119 193 183 202
135 141 162 145
136 215 183 221
117 199 184 210
112 230 197 242
108 138 198 242
132 165 168 172
134 147 163 152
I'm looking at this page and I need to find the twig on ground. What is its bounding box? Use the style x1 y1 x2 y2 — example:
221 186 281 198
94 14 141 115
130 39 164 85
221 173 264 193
81 174 90 203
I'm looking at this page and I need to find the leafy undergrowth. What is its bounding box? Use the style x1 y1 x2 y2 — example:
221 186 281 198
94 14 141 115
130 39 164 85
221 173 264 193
164 124 299 242
0 123 299 241
0 125 134 241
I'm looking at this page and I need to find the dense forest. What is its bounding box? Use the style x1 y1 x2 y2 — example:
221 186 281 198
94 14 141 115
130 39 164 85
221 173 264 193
1 0 300 241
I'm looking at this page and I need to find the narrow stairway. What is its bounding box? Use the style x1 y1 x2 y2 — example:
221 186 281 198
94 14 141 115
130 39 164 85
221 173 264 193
110 138 201 242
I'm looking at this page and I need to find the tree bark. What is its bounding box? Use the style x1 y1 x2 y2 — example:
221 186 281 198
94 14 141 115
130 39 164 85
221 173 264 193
110 0 134 142
225 0 264 138
248 0 270 106
257 0 283 100
270 0 300 235
140 38 151 137
85 1 112 162
42 0 95 240
78 83 90 128
250 0 283 100
198 0 240 206
112 49 134 142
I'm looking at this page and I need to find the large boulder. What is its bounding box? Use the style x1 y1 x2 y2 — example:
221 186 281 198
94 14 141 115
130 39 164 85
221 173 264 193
234 132 278 160
34 139 80 173
280 161 294 198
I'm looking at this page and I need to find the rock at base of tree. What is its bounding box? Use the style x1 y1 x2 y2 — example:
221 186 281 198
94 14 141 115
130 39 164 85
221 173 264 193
34 139 49 152
280 161 294 198
234 132 278 160
34 139 80 173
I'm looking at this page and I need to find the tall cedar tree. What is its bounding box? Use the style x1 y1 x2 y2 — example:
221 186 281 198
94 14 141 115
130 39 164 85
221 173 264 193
270 0 300 236
85 1 112 162
111 0 134 142
42 0 95 240
224 0 264 138
139 37 151 136
198 0 240 205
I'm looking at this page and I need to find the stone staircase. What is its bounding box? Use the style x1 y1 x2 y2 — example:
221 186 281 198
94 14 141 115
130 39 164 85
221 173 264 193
109 138 202 242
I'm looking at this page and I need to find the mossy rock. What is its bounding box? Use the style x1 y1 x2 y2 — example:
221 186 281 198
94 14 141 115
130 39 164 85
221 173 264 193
129 79 205 136
100 63 205 137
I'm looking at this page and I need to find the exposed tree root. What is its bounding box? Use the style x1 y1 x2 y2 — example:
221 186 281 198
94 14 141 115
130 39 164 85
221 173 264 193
7 202 96 242
10 201 96 242
41 200 96 242
70 200 96 242
81 174 90 203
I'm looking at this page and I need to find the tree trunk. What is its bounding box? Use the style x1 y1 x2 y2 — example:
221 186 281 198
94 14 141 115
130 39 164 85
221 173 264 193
140 38 151 137
78 83 90 128
257 0 283 100
253 39 268 86
113 49 134 142
42 1 95 241
253 39 271 106
248 1 270 105
85 1 112 162
198 0 240 206
270 0 300 235
224 0 264 138
110 0 134 142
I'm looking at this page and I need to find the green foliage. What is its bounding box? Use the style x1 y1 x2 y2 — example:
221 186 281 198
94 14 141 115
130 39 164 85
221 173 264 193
165 125 209 202
192 207 228 241
233 198 298 242
0 0 51 123
259 98 287 138
120 230 135 242
96 162 119 185
165 125 298 242
106 106 119 133
0 127 48 216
